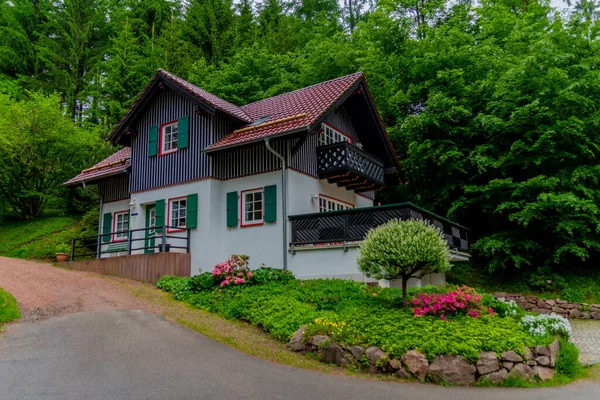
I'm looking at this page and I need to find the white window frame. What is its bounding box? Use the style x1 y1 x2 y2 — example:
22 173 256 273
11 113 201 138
148 208 156 235
319 123 352 146
113 211 129 242
168 197 187 232
161 121 178 155
241 188 264 227
318 195 354 213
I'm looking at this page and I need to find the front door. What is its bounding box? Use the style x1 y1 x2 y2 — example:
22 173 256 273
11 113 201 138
145 205 156 254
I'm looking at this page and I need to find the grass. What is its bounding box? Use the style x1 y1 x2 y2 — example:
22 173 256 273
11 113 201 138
0 215 83 259
0 288 21 325
447 263 600 305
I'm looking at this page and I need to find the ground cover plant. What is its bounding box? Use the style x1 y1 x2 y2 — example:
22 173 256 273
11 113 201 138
0 288 20 324
157 258 578 377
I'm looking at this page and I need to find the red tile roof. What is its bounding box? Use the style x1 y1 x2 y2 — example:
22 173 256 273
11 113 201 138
64 147 130 186
205 72 364 151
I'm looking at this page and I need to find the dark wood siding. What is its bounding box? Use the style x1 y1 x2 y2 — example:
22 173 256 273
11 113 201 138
98 174 129 202
213 141 286 180
324 106 360 144
130 89 232 192
290 133 318 177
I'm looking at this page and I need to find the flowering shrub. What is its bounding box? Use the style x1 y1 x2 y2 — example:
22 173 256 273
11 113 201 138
408 285 493 319
212 254 253 287
519 313 572 338
494 297 520 317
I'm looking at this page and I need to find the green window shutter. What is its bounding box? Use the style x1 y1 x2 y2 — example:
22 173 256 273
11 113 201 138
226 191 238 227
102 213 112 243
178 116 189 149
148 125 158 156
187 193 198 229
155 199 165 233
264 185 277 223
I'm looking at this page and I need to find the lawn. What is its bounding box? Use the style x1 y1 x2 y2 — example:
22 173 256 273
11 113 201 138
0 215 84 259
0 288 20 324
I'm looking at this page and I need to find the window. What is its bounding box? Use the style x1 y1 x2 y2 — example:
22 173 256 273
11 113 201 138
319 195 353 213
319 123 352 146
148 208 156 235
113 211 129 241
242 188 263 226
169 197 187 231
161 121 178 155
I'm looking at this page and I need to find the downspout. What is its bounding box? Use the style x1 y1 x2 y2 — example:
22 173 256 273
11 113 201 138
82 182 103 258
264 138 288 271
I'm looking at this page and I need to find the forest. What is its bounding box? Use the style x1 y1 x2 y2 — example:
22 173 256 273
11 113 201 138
0 0 599 286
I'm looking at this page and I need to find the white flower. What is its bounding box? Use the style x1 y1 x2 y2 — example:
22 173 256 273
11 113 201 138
519 313 571 338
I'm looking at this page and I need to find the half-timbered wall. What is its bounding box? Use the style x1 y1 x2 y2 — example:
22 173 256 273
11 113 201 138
98 174 129 203
130 89 232 193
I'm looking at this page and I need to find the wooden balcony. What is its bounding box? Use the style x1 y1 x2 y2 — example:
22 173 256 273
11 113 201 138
317 142 384 192
289 202 469 257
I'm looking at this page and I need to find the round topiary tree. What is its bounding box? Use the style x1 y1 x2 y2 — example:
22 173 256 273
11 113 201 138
357 219 452 298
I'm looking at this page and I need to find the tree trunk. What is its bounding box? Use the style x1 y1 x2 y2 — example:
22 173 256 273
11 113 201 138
402 275 408 299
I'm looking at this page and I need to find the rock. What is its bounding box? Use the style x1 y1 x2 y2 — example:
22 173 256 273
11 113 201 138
501 351 523 363
527 359 537 366
546 300 556 307
531 308 552 315
508 363 534 381
402 350 429 381
535 345 551 357
349 345 365 361
365 346 388 367
289 326 308 352
524 347 534 361
493 292 509 298
581 311 591 319
502 361 514 371
428 355 477 386
536 356 550 366
309 335 330 348
319 342 348 366
396 366 410 379
534 366 555 382
563 303 580 310
556 299 568 304
480 368 508 384
549 339 560 367
477 352 500 375
518 302 534 310
552 306 567 314
569 309 581 318
537 301 551 309
389 358 401 370
592 312 600 320
365 365 378 374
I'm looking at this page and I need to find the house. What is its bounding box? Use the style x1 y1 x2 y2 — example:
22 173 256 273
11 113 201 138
64 70 469 286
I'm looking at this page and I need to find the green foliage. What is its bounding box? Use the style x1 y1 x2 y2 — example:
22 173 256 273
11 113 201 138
0 288 21 324
55 243 70 254
555 339 584 379
156 275 192 301
189 272 216 292
358 219 451 296
251 267 295 285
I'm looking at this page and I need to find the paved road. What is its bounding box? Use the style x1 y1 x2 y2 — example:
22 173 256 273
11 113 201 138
1 310 599 400
571 319 600 365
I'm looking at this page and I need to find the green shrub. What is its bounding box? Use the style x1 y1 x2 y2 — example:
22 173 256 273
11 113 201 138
189 272 215 292
358 219 451 297
156 275 192 300
251 267 295 285
0 288 20 324
555 339 584 379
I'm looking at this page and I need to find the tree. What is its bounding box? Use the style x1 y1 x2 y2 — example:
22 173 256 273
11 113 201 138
358 219 451 297
0 92 107 219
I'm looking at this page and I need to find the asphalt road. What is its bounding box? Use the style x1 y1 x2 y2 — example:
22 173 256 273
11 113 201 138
1 310 599 400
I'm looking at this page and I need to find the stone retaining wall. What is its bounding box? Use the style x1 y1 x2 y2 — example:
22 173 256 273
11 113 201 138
289 326 560 385
493 292 600 320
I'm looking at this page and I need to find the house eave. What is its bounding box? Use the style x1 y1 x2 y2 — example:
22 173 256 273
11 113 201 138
202 126 310 154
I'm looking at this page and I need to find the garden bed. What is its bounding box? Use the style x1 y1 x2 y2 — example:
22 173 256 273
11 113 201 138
156 258 581 386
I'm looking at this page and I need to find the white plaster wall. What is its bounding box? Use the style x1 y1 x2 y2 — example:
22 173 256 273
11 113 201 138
99 199 130 258
287 170 374 215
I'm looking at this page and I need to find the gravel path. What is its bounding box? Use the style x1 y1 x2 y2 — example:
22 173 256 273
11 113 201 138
571 320 600 365
0 256 156 322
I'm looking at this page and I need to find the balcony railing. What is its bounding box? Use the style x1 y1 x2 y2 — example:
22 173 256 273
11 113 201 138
317 142 384 192
289 202 469 253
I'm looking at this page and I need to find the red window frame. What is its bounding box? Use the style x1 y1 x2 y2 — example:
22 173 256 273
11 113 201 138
112 210 129 243
318 194 354 212
240 187 264 228
159 120 178 156
321 122 353 144
167 196 187 233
